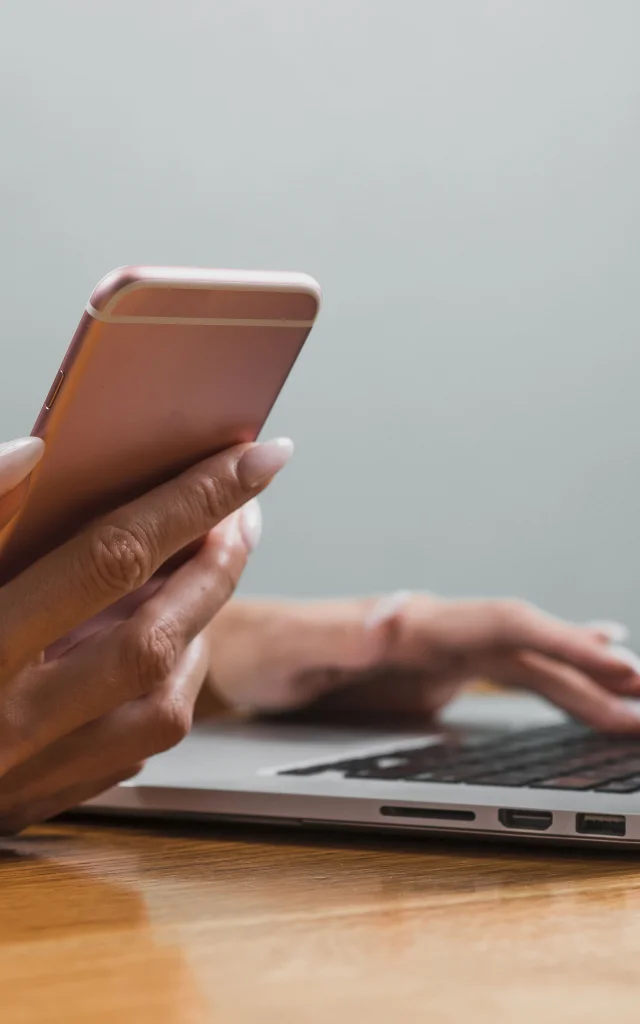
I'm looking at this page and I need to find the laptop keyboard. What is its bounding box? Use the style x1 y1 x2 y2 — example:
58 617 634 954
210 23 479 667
280 723 640 793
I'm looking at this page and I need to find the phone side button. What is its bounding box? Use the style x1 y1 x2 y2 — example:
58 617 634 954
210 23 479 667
45 370 65 410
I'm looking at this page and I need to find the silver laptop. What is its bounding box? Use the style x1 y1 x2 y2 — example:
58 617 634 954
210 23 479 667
82 692 640 847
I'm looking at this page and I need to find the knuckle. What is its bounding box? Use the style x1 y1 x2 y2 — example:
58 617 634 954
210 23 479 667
190 470 239 525
200 530 244 601
122 619 182 696
148 692 193 752
214 556 242 605
86 524 154 598
495 598 532 629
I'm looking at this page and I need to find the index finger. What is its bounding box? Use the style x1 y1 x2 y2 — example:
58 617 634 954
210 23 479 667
398 599 640 687
0 438 292 674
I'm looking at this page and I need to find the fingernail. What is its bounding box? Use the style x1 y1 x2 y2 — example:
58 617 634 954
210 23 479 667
587 620 630 644
239 498 263 552
608 644 640 675
237 438 294 489
365 590 412 630
0 437 45 495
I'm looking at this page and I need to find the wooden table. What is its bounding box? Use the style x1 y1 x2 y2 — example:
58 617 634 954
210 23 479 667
3 817 640 1023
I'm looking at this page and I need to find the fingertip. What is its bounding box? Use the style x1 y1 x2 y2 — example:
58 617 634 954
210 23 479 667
577 635 640 677
237 438 294 490
0 436 45 456
0 436 45 495
599 705 640 735
583 689 640 732
608 644 640 676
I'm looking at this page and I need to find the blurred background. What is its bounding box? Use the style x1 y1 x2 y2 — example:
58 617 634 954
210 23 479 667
1 1 639 626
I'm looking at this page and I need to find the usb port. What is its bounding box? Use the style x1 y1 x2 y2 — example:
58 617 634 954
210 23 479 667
499 808 553 831
575 813 626 837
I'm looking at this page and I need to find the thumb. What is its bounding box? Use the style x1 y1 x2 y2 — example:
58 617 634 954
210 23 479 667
0 437 45 531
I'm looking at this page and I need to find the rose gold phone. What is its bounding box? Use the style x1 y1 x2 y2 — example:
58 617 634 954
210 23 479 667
0 266 321 585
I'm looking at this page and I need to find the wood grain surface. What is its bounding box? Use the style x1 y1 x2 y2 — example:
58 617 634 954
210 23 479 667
3 816 640 1023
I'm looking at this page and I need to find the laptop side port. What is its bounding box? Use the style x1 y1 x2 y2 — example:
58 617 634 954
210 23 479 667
575 813 626 837
499 808 553 831
380 806 476 821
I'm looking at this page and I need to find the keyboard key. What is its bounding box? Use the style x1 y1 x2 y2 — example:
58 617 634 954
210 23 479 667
595 775 640 793
599 758 640 778
466 769 553 787
346 766 410 780
532 774 602 790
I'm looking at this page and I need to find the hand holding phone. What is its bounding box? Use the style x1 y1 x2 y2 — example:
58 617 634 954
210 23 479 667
0 265 319 833
0 432 293 833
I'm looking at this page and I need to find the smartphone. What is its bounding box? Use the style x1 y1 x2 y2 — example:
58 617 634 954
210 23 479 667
0 266 321 585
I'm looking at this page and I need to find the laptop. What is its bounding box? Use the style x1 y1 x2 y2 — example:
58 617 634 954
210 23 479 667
81 692 640 847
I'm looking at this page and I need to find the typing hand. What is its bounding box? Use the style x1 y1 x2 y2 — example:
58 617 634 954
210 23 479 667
206 594 640 732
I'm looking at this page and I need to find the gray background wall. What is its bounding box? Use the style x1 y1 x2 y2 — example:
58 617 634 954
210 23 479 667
1 1 639 628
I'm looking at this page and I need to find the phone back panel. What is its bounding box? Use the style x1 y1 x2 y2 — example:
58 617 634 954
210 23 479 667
0 267 320 584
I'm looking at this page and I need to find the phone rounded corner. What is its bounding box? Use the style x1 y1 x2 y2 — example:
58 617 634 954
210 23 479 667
283 272 321 323
87 266 144 315
300 274 323 320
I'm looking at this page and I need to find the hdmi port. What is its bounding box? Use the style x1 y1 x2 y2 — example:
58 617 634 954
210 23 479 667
499 808 553 832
